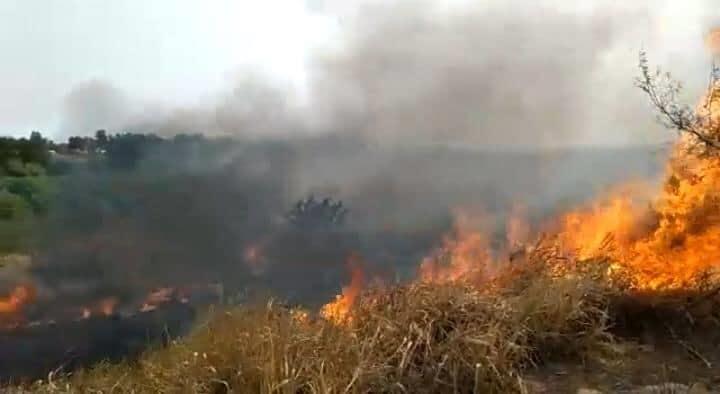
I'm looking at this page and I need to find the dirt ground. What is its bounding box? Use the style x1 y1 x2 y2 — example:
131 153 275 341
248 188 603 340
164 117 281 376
526 336 720 393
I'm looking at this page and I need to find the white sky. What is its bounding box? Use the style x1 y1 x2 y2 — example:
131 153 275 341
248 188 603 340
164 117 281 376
0 0 337 138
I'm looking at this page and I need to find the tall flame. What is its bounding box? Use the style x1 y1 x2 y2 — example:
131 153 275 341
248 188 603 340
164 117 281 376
315 34 720 325
417 75 720 292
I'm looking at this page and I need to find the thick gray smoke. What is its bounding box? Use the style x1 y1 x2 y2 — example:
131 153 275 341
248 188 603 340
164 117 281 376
307 0 634 146
58 0 719 147
34 0 716 308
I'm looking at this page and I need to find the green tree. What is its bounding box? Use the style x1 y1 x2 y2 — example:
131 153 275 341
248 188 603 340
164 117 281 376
67 136 87 152
95 129 109 150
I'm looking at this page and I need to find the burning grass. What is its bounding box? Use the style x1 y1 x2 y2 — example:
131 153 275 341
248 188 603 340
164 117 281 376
9 37 720 393
10 244 720 393
4 259 633 393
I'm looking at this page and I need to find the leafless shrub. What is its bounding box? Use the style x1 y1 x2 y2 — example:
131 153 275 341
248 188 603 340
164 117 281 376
636 50 720 154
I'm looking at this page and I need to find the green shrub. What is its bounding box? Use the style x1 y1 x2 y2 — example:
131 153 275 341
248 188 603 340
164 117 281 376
0 190 30 220
0 176 56 215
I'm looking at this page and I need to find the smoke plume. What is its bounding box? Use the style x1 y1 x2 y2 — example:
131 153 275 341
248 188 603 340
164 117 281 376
58 0 719 147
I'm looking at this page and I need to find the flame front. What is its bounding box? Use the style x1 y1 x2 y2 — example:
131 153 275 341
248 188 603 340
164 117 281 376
320 263 365 325
420 210 493 284
321 46 720 323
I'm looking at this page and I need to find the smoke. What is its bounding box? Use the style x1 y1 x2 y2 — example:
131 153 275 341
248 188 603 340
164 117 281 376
33 0 715 308
58 0 718 146
60 80 132 136
307 0 631 146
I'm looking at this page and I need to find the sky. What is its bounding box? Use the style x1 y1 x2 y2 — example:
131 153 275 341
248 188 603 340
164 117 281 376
0 0 718 146
0 0 337 138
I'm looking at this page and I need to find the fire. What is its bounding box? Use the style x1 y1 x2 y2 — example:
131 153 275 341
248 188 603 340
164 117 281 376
320 258 365 325
556 184 653 260
419 138 720 292
0 284 36 328
0 284 36 314
318 61 720 324
419 210 493 284
80 297 119 319
408 55 720 293
549 74 720 290
100 297 118 315
506 203 530 249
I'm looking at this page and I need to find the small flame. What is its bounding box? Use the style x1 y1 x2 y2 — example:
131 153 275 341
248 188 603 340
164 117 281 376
99 297 118 315
320 257 365 325
80 297 119 319
0 284 36 314
420 209 495 284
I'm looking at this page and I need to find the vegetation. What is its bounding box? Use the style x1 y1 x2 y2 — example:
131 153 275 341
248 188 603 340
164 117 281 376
0 130 229 253
10 250 720 393
5 50 720 393
8 258 613 393
286 196 348 231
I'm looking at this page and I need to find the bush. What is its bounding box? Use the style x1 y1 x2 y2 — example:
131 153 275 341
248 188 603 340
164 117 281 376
0 190 30 220
0 177 55 215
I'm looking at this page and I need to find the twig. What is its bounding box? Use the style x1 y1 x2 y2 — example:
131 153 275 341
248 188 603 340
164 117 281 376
676 339 713 369
666 324 713 369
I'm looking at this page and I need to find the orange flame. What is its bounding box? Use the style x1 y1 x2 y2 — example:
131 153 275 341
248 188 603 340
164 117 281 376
80 297 119 319
0 284 36 314
420 209 495 284
421 80 720 291
320 257 365 325
99 297 118 315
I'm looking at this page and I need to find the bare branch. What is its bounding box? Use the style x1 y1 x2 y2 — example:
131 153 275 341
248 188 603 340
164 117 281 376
635 50 720 153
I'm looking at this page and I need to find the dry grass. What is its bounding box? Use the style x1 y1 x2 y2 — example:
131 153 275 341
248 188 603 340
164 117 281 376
7 248 720 393
8 261 630 394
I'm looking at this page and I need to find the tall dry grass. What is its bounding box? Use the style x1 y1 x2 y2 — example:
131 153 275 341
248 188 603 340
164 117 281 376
11 260 626 394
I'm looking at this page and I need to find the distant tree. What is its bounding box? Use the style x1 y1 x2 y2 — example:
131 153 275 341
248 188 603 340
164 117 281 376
95 129 109 150
29 131 43 145
285 195 348 230
25 131 49 166
67 136 87 152
105 133 162 169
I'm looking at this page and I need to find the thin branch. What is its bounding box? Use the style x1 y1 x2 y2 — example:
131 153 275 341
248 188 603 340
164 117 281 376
635 51 720 152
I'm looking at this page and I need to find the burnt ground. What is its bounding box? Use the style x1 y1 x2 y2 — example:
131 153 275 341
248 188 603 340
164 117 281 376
0 301 196 384
526 328 720 393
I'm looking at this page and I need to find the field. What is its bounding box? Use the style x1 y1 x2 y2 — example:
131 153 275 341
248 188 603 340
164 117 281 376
2 138 720 393
10 252 720 393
